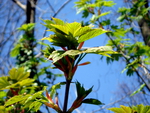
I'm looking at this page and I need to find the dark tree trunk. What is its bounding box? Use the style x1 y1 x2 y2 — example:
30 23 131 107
138 0 150 46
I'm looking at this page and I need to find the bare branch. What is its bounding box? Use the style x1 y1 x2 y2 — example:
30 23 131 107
53 0 72 17
91 92 132 113
12 0 26 10
47 0 55 14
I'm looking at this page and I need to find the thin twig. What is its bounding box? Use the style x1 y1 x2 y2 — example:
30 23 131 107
12 0 26 10
53 0 72 17
91 92 132 113
47 0 55 14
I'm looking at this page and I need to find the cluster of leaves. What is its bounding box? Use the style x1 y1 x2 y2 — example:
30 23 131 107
41 17 116 112
117 0 150 22
0 23 64 113
11 23 38 76
0 67 36 112
108 104 150 113
41 17 116 80
0 67 62 113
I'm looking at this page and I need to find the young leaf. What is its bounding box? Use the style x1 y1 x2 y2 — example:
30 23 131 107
75 81 93 99
17 23 35 32
108 105 134 113
0 76 9 90
5 94 31 106
132 104 150 113
50 82 66 98
29 101 42 112
52 17 65 25
78 28 108 43
49 46 116 63
130 83 146 96
9 67 30 81
10 78 35 88
10 44 21 57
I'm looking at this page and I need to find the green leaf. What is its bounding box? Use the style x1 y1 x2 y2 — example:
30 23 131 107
109 104 150 113
0 106 8 113
0 91 7 100
52 17 65 25
90 12 111 23
10 44 21 57
0 76 10 90
82 98 104 105
10 78 35 88
29 101 42 112
74 26 91 37
78 28 108 43
17 23 35 32
9 67 30 81
76 81 93 98
132 104 150 113
130 83 146 96
50 82 66 98
108 105 134 113
24 90 44 105
49 46 116 63
5 94 31 106
42 33 78 48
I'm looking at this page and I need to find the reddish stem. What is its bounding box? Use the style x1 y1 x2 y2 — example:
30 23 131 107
78 42 84 50
58 60 66 71
61 47 68 51
10 88 19 95
72 65 78 75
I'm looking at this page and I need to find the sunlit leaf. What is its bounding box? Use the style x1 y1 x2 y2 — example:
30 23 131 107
0 77 10 90
65 22 81 35
17 23 35 32
10 44 21 57
132 104 150 113
52 17 65 25
78 28 108 43
29 101 42 112
130 83 146 96
9 67 30 81
109 104 150 113
108 105 134 113
5 94 31 106
50 82 66 98
10 78 35 88
49 46 116 63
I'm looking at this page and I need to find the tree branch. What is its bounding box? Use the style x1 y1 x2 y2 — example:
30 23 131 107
53 0 72 17
91 92 132 113
12 0 26 10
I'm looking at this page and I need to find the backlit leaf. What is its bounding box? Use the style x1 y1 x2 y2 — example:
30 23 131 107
130 83 146 96
78 28 108 43
108 105 134 113
50 82 66 98
9 67 30 81
5 94 31 106
49 46 116 63
0 77 9 90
